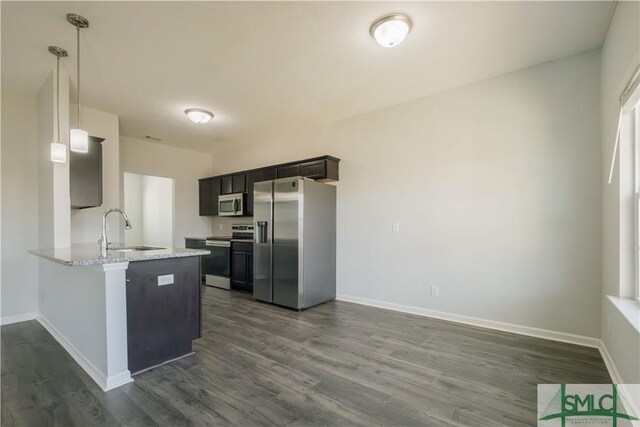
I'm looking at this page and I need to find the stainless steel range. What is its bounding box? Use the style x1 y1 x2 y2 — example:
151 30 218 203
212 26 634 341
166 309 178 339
204 237 231 289
204 224 254 289
231 224 254 242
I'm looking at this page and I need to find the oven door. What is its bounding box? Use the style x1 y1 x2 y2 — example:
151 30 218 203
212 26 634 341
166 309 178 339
204 240 231 289
218 194 244 217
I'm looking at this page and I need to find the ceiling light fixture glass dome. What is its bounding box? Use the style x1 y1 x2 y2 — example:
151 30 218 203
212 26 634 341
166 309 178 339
370 13 413 48
185 108 214 124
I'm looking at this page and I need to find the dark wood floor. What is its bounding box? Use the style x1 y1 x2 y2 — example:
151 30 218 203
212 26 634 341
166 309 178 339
2 287 610 426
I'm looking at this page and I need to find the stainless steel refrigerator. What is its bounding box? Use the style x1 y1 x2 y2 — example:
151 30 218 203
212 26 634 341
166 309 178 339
253 177 336 309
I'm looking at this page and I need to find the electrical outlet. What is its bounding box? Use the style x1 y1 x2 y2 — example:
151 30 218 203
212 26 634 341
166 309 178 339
219 224 224 231
158 274 174 286
430 286 439 297
392 222 400 232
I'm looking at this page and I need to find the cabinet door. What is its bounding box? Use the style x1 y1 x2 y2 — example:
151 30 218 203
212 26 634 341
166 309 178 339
210 178 220 215
245 171 261 215
220 176 233 195
300 160 326 179
126 257 199 374
261 168 277 181
70 136 104 208
277 164 301 178
232 174 246 193
231 251 248 287
247 252 253 287
199 180 213 216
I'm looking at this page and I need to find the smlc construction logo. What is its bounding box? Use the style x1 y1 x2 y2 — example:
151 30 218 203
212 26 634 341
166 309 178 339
538 384 640 426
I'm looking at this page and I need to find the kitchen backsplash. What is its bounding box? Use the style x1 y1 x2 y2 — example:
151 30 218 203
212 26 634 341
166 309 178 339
210 216 252 237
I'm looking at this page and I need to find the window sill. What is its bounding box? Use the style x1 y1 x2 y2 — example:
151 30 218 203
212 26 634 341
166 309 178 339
607 296 640 334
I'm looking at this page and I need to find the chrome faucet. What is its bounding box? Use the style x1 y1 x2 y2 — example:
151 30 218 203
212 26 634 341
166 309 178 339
99 208 132 255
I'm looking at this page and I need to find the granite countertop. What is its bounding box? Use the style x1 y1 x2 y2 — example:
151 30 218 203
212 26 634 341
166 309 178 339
28 243 210 266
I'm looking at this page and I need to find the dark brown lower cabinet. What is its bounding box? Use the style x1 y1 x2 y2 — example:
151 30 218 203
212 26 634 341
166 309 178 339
126 256 201 374
231 241 253 292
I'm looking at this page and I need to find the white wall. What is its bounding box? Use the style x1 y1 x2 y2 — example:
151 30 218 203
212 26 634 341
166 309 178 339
124 173 144 245
37 260 131 391
214 50 602 339
141 175 173 247
70 107 121 245
120 136 213 246
599 0 640 384
1 89 39 321
37 69 70 250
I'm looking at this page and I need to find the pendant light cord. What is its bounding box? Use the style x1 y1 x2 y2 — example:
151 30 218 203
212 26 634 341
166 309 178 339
76 24 81 128
56 56 60 142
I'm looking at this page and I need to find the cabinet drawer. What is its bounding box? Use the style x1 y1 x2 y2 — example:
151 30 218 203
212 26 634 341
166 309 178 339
232 241 253 252
185 238 206 249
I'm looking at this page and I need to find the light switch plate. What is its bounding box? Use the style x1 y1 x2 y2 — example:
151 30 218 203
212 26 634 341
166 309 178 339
392 222 400 232
158 274 174 286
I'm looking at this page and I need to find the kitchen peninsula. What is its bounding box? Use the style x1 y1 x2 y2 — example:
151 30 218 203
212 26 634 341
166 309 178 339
29 244 209 391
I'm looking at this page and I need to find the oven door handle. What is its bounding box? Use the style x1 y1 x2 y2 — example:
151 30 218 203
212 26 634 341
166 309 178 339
206 241 231 248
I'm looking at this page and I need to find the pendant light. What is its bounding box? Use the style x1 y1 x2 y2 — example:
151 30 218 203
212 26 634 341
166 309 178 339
67 13 89 153
48 46 68 163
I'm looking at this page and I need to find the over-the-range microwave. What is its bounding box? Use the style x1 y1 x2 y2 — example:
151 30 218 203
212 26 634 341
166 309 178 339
218 193 245 216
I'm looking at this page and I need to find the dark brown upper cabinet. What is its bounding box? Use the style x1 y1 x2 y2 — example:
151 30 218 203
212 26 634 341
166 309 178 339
199 178 219 216
261 168 277 181
198 156 339 216
70 135 104 209
220 176 233 195
277 164 301 179
245 170 261 216
232 174 246 193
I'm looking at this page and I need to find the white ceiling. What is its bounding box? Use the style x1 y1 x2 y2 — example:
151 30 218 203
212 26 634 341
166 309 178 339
2 1 615 153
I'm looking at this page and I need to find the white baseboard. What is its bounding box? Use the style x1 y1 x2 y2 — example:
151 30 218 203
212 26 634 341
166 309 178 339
336 294 601 348
36 315 133 391
600 343 640 422
598 340 623 384
1 312 37 325
105 370 134 391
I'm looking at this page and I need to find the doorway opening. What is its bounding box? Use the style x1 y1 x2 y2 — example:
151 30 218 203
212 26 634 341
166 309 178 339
124 172 174 248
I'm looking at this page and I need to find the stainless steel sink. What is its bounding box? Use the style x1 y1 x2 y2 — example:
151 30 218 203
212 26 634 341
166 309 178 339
109 246 165 252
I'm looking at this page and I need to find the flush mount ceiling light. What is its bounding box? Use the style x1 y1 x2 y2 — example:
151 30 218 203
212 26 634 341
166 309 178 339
67 13 90 153
370 13 413 48
48 46 69 163
185 108 214 124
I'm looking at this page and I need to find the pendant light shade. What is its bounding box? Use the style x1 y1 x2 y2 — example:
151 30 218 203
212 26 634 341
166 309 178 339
67 13 90 153
48 46 68 163
51 142 67 162
70 128 89 153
